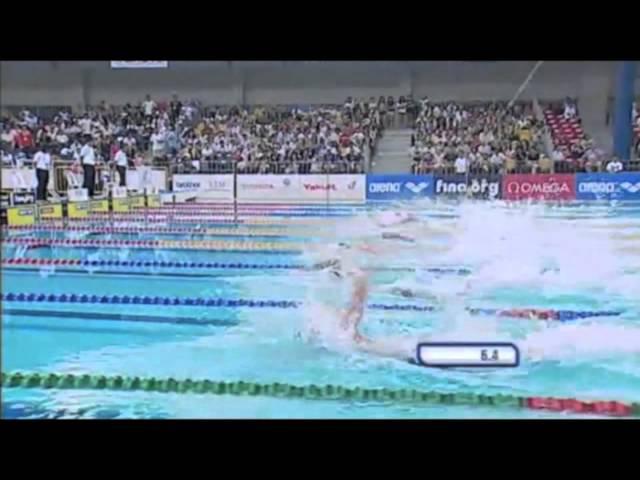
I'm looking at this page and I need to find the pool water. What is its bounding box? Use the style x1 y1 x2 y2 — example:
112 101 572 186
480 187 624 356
2 200 640 419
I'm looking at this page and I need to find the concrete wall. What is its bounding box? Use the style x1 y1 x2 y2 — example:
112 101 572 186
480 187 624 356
1 62 85 108
0 60 627 109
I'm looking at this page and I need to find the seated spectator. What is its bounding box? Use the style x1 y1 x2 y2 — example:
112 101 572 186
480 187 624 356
563 97 577 119
606 157 624 173
412 100 543 175
2 97 382 176
454 152 468 174
1 148 14 166
142 94 156 119
552 148 565 163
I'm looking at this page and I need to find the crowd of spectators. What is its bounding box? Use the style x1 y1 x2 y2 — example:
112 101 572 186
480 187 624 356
1 94 400 175
3 94 634 179
163 100 382 175
410 99 550 175
545 98 613 172
2 95 208 170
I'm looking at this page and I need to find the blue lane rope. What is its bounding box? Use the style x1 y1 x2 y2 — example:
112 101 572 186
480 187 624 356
0 292 431 312
2 308 237 327
2 258 472 275
0 292 622 320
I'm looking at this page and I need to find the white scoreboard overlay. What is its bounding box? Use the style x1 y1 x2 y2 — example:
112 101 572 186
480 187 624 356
416 342 520 368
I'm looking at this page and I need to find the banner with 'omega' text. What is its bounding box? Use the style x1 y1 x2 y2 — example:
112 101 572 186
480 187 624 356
502 174 576 201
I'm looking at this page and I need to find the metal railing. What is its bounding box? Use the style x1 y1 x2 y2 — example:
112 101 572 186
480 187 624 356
412 160 640 176
167 159 365 175
53 162 168 195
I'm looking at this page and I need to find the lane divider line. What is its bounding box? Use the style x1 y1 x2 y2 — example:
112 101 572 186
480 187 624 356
3 237 301 253
2 371 637 418
1 258 473 276
3 225 324 237
0 292 623 321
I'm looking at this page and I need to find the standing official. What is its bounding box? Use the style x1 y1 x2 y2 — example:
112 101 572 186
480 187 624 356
114 143 128 187
80 138 96 197
34 145 52 201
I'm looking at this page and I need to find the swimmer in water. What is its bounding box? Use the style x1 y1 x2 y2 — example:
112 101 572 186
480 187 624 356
305 270 640 365
374 211 417 228
303 268 427 361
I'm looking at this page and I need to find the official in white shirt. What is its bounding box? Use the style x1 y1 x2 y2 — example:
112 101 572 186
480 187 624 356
80 139 97 197
606 158 624 174
114 144 128 187
34 145 52 201
455 155 469 174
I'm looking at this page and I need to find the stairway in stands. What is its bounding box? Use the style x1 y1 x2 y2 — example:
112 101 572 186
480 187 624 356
371 129 413 174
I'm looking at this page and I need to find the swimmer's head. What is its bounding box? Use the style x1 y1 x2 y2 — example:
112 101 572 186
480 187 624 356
377 211 416 227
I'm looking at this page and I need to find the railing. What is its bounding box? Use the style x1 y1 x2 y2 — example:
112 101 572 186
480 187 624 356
54 163 107 196
53 162 168 195
168 159 365 175
412 160 640 176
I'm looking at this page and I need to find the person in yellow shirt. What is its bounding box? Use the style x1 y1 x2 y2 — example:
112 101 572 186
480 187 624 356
518 124 532 142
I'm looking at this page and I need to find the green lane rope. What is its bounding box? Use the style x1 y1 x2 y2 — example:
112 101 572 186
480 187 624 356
2 372 638 418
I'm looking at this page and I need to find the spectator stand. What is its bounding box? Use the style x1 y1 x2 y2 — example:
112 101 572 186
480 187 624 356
159 101 383 176
542 98 605 173
633 99 639 159
410 99 549 176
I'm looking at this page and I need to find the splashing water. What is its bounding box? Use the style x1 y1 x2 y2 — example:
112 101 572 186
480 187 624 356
297 200 640 362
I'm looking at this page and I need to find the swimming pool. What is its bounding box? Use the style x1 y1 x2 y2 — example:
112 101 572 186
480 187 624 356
3 200 640 419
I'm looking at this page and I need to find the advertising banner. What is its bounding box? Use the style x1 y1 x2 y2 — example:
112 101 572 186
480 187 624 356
502 174 576 201
126 168 167 192
129 196 146 209
434 175 501 199
90 199 110 214
0 191 10 208
68 202 90 219
1 168 37 190
301 175 365 203
111 61 169 69
112 186 128 198
147 194 161 208
8 205 36 226
68 188 89 202
366 174 434 200
237 175 365 204
237 175 297 202
12 191 36 205
172 174 233 200
38 203 63 220
113 198 130 213
576 173 640 201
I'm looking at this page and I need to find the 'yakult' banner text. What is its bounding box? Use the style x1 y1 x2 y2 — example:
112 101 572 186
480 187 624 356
237 175 365 203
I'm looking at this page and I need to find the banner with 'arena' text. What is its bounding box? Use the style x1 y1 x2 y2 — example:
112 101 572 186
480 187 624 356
576 173 640 201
